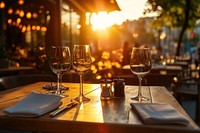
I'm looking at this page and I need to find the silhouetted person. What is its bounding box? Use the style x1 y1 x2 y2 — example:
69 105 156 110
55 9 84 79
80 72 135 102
122 41 132 66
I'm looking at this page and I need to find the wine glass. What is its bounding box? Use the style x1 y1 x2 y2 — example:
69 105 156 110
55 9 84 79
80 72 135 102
130 47 152 102
72 45 92 103
49 46 71 97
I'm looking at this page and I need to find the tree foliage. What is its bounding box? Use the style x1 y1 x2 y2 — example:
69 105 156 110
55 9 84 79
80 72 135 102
144 0 200 56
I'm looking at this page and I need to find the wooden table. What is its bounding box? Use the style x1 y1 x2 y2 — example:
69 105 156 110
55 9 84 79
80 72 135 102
122 64 183 75
167 61 188 68
0 82 199 133
0 66 36 77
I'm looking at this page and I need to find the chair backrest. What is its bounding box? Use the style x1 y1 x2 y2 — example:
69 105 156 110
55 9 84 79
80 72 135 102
114 73 177 90
172 78 200 97
172 78 200 122
0 74 54 91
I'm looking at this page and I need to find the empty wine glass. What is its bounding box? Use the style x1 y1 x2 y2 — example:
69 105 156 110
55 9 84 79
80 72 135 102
130 47 152 102
72 45 92 103
48 46 71 97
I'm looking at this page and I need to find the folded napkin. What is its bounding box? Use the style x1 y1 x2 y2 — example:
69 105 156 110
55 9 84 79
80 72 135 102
130 103 189 126
4 92 62 117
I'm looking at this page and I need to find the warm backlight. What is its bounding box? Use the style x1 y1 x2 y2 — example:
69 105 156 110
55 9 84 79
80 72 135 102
90 12 114 30
89 0 149 30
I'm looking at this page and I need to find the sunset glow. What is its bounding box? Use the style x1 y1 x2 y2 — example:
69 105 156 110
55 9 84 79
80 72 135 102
89 0 148 30
90 11 124 30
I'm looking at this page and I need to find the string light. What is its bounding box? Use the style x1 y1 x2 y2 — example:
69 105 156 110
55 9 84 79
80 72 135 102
32 12 38 18
26 12 32 19
32 25 36 30
0 1 5 9
8 8 13 14
19 10 24 17
36 25 40 30
7 19 12 24
15 9 20 15
4 1 49 34
22 26 26 32
19 24 23 29
18 0 24 5
41 27 47 32
16 18 21 24
27 25 31 31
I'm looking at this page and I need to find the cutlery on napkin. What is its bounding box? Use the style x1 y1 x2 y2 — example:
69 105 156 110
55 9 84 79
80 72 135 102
130 103 190 126
50 101 78 117
4 92 62 117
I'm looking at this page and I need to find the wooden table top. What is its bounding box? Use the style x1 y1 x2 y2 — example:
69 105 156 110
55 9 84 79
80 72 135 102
0 66 35 72
122 64 183 71
0 66 36 77
122 64 183 76
0 82 199 133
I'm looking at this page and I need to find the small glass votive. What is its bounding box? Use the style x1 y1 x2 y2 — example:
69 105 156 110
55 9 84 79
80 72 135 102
100 79 113 100
113 78 125 97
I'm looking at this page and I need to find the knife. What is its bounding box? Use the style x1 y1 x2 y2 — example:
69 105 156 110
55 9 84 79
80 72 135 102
50 101 78 117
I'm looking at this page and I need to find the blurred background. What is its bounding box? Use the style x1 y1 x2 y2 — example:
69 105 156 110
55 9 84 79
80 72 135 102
0 0 200 81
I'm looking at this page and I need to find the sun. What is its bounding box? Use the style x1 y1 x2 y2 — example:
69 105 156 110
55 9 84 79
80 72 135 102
90 12 109 30
89 0 148 30
89 11 126 30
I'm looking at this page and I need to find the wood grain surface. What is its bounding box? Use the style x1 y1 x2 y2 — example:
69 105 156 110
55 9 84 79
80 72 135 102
0 82 199 133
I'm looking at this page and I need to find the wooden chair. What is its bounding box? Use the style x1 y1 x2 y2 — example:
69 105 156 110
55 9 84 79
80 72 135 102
172 78 200 122
114 73 177 91
0 74 54 91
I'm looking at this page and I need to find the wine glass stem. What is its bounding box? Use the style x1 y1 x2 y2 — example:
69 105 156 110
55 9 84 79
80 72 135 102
56 74 61 95
79 74 83 96
60 74 63 88
138 76 142 102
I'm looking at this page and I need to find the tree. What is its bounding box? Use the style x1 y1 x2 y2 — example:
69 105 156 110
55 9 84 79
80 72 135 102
144 0 200 56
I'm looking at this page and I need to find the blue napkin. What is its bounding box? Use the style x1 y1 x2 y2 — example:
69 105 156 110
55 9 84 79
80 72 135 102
130 103 190 126
4 92 62 117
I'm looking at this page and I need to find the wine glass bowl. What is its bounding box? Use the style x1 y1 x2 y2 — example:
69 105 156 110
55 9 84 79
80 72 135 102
73 59 91 75
130 47 152 102
72 45 92 103
48 46 71 97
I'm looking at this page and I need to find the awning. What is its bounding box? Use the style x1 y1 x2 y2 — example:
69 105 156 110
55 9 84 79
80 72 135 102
3 0 120 14
66 0 121 13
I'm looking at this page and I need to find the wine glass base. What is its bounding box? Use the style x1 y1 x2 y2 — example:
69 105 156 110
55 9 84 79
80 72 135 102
56 93 69 98
60 85 69 91
131 95 149 101
43 83 69 95
48 90 68 98
72 95 90 103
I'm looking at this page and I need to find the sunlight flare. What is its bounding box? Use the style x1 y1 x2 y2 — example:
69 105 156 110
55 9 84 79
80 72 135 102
88 0 149 30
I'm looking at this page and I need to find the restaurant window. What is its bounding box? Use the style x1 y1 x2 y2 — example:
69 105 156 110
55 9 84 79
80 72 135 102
61 3 80 46
1 0 49 67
